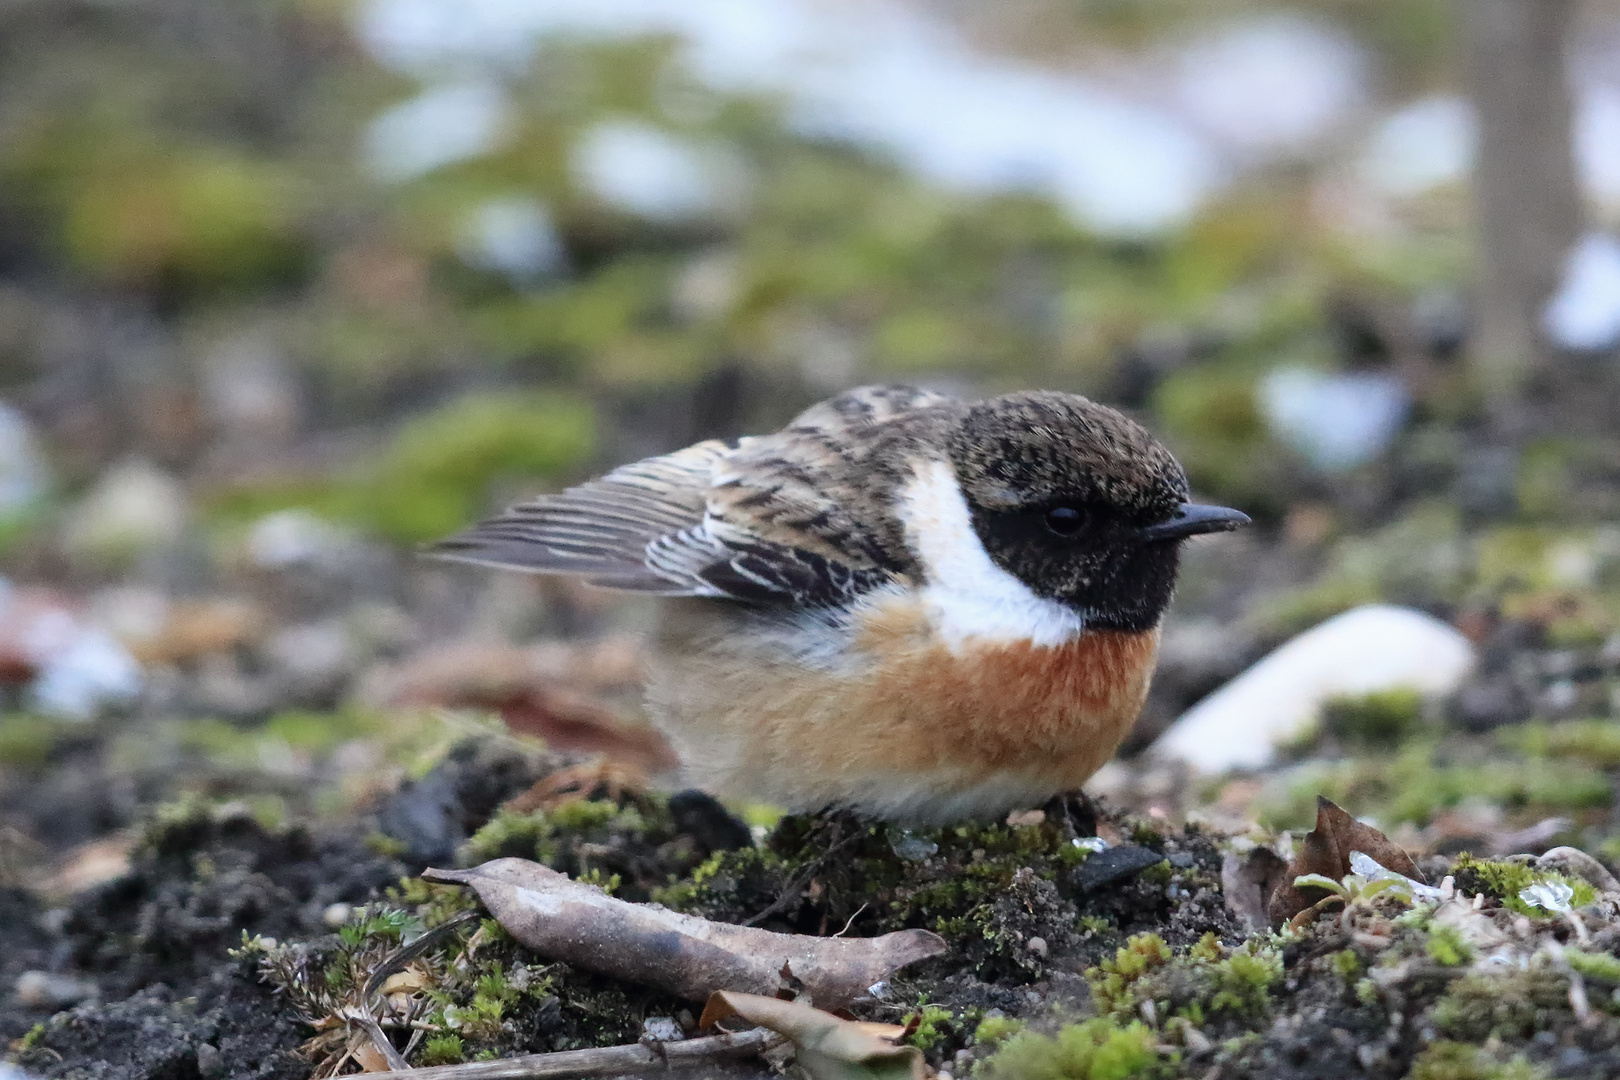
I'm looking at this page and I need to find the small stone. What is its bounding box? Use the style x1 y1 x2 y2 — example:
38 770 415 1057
1026 936 1048 957
641 1016 685 1043
323 903 353 928
1535 847 1620 893
195 1043 225 1080
1073 845 1165 892
14 970 96 1009
1168 852 1195 868
889 831 939 862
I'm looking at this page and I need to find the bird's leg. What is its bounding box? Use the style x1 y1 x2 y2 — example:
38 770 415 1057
1042 790 1099 842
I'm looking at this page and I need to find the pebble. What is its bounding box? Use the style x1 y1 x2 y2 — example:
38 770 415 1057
14 970 96 1010
1026 936 1048 957
195 1043 225 1080
1154 605 1476 772
1535 847 1620 893
1073 844 1165 892
641 1017 686 1042
323 903 353 928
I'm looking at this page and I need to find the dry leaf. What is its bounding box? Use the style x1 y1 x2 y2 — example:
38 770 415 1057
349 1038 392 1073
424 858 946 1008
366 640 675 774
1221 846 1290 933
1267 796 1424 925
701 990 926 1080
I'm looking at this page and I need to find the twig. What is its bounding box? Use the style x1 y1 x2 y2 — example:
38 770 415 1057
373 1028 785 1080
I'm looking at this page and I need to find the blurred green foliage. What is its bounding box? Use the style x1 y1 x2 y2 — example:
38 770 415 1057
208 390 593 543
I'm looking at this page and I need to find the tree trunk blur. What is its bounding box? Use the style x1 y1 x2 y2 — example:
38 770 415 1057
1460 0 1582 401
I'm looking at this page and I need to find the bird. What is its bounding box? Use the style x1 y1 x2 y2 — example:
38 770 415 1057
432 385 1249 825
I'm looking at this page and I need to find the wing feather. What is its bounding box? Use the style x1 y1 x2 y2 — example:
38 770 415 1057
430 385 950 604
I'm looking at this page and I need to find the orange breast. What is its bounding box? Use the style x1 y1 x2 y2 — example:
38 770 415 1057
648 593 1162 818
849 612 1160 776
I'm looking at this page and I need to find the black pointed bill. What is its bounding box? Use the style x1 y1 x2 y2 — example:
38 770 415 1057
1141 502 1251 542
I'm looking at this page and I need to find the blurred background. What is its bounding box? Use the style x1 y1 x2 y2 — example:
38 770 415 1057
5 0 1620 914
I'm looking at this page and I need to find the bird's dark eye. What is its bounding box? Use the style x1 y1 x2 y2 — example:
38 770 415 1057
1044 506 1088 536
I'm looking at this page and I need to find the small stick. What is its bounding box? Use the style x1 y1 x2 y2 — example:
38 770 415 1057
372 1028 783 1080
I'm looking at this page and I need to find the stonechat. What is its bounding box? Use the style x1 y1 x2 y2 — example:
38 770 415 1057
434 386 1248 824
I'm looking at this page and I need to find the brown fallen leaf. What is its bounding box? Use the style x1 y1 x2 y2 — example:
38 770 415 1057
365 639 675 775
701 990 927 1080
423 858 947 1008
1267 796 1425 926
1221 846 1290 934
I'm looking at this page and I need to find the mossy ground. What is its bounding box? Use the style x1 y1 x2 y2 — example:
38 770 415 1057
15 739 1620 1080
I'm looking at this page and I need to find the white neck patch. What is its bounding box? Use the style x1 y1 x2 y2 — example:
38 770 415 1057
896 458 1085 650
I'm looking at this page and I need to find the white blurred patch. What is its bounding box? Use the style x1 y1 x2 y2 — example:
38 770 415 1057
1576 87 1620 212
1175 16 1363 155
574 120 740 221
1260 368 1410 472
29 628 143 720
1544 232 1620 351
1155 605 1475 774
0 402 46 515
356 0 1224 236
365 81 511 181
456 196 565 282
1359 96 1475 197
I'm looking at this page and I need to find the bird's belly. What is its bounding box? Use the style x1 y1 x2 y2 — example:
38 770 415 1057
648 597 1161 824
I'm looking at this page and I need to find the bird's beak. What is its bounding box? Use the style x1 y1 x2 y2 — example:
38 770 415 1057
1140 502 1251 542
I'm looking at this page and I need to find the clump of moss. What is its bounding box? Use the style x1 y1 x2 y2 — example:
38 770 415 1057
1431 968 1572 1042
974 1012 1026 1047
418 1035 465 1066
1564 947 1620 985
1504 719 1620 768
1408 1041 1548 1080
1084 931 1280 1029
977 1017 1175 1080
206 390 594 546
903 1003 958 1052
1087 933 1173 1017
1450 855 1596 917
1426 924 1475 967
460 795 690 902
1322 688 1425 747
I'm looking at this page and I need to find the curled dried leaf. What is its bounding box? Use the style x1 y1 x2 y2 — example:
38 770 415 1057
1267 796 1424 926
701 990 926 1080
424 859 947 1008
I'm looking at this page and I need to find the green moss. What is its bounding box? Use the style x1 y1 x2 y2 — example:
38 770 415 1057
362 390 595 545
0 713 64 768
17 1022 45 1051
1564 947 1620 983
1451 854 1596 917
977 1018 1174 1080
206 390 594 547
905 1004 957 1052
418 1035 465 1066
1505 719 1620 768
1329 949 1361 979
1206 945 1282 1020
1321 688 1425 747
1086 934 1172 1017
1257 740 1611 832
1408 1041 1548 1080
1426 924 1474 967
1431 969 1571 1042
974 1014 1026 1047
